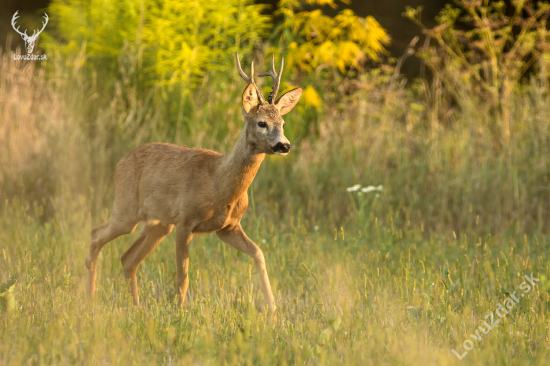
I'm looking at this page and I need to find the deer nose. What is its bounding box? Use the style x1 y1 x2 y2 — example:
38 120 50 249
272 142 291 153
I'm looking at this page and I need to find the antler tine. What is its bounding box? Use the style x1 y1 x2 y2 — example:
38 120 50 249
30 13 49 39
39 13 49 34
235 51 252 83
258 54 284 104
235 52 265 104
11 10 28 37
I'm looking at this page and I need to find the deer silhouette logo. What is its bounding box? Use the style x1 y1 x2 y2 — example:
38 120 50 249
11 11 48 54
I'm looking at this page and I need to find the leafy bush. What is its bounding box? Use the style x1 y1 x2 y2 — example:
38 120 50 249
46 0 390 91
274 0 390 75
144 0 270 89
46 0 270 90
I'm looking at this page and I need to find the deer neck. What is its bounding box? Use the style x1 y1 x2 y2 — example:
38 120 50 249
216 127 265 203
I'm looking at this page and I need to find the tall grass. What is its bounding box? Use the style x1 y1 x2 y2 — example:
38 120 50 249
2 40 550 234
1 193 549 365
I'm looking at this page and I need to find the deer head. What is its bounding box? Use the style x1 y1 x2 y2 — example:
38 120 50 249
235 52 302 156
11 11 49 54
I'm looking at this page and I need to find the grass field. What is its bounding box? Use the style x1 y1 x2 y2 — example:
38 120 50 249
1 199 549 365
2 1 550 363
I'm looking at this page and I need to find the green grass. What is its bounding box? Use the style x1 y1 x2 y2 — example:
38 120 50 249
1 198 549 365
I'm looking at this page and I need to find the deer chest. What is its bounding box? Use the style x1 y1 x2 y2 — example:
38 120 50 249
193 197 248 234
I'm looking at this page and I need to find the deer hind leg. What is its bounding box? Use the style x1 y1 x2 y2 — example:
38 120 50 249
121 222 174 306
216 224 276 314
86 217 139 301
175 225 194 307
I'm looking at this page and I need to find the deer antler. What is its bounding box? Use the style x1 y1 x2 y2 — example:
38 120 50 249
31 13 49 39
11 11 48 40
11 11 28 38
259 54 284 104
235 52 266 105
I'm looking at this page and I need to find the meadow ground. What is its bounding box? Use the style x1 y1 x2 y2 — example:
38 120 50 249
1 199 549 365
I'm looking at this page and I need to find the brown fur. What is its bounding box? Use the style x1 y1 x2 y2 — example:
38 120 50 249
85 81 302 313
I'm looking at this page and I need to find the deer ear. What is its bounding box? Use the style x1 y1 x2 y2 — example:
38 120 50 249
275 88 302 115
242 84 259 113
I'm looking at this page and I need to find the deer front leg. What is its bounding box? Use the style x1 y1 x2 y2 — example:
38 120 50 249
175 225 193 307
216 224 276 314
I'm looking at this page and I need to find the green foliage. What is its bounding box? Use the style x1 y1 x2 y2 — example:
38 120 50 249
274 0 390 75
46 0 270 89
46 0 389 84
144 0 270 89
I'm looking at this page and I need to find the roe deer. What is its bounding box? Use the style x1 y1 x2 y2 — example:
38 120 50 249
85 52 302 313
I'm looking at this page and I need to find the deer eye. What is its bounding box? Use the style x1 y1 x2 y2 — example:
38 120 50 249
258 122 267 128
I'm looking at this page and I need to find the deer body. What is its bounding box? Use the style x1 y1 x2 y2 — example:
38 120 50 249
86 53 302 313
116 140 258 231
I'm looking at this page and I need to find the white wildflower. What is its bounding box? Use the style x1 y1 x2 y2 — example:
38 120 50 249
360 185 384 193
346 184 361 192
314 225 319 231
262 239 266 243
361 186 376 193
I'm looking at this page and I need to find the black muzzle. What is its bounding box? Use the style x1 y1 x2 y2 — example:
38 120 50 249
271 142 291 154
